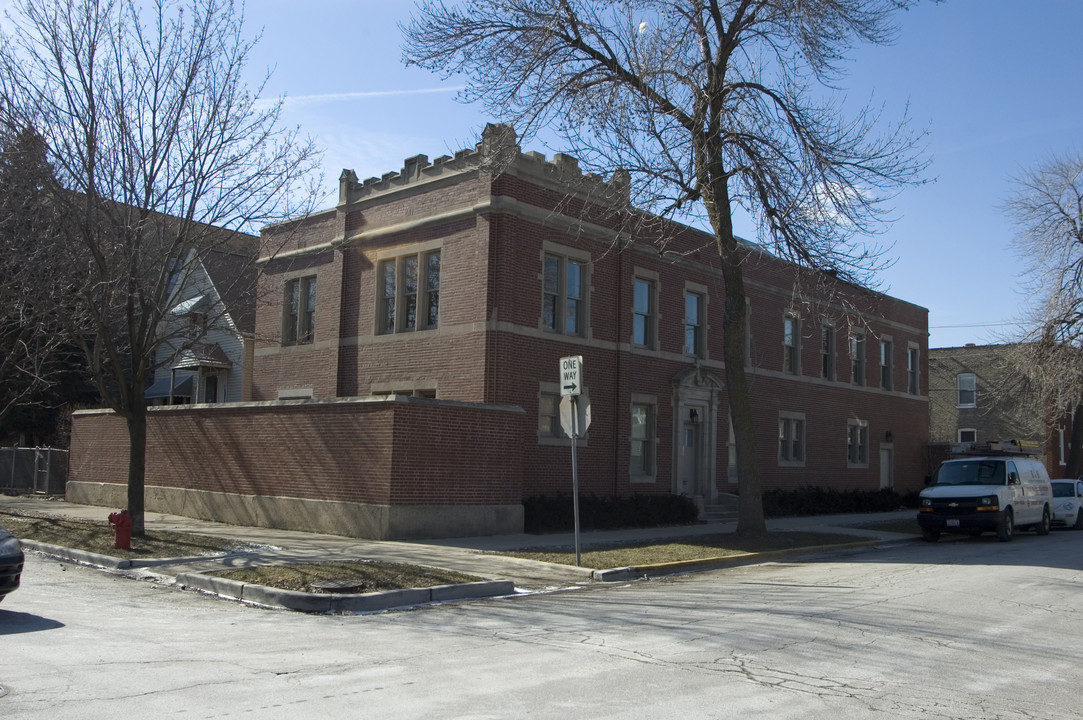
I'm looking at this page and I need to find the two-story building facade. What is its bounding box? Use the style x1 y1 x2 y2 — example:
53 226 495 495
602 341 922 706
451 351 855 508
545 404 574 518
254 124 929 512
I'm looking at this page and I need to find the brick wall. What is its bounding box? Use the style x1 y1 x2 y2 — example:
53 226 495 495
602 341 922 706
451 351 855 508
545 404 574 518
68 397 525 538
253 247 343 401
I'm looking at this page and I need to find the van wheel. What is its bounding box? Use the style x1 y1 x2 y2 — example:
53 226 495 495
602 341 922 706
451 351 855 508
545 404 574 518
997 508 1014 542
921 527 940 543
1036 506 1051 535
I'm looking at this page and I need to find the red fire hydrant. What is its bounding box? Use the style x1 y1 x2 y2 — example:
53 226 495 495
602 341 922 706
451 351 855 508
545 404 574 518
108 510 132 550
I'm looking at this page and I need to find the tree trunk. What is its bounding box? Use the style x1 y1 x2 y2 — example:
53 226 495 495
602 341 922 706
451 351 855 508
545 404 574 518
125 406 147 537
720 262 766 536
703 166 767 536
1065 403 1083 478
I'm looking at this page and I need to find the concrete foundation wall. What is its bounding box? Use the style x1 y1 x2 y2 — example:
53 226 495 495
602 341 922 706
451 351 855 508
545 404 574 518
65 481 523 540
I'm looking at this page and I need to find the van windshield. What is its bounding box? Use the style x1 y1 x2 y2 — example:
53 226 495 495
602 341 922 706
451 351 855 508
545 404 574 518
935 461 1005 486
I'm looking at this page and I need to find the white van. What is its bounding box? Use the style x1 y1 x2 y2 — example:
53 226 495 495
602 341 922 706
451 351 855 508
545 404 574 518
917 453 1053 542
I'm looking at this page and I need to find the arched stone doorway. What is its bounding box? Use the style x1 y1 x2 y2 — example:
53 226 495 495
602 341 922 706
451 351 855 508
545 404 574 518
672 366 723 508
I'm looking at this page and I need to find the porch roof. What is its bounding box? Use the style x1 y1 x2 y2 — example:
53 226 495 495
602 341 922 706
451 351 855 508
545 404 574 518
172 343 233 370
145 375 193 399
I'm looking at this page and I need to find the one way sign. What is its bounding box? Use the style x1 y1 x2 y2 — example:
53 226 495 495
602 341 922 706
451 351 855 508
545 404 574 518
560 355 583 397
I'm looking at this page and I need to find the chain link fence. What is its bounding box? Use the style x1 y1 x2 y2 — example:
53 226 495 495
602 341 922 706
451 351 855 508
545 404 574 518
0 448 68 495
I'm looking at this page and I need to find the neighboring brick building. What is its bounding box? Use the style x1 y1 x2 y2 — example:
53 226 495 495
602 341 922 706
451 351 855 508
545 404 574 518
929 343 1070 477
68 125 930 538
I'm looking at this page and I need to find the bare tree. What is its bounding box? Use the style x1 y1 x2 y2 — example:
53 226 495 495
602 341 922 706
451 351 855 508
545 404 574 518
0 0 320 534
1005 152 1083 476
404 0 928 534
0 125 74 432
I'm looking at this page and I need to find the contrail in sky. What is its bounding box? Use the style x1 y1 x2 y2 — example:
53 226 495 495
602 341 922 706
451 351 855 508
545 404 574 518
276 86 466 107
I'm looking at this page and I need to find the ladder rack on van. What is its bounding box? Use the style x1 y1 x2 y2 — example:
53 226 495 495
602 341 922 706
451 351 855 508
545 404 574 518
950 440 1041 457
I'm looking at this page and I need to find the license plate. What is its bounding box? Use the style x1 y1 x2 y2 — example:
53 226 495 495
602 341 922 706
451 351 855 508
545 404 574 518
947 519 960 527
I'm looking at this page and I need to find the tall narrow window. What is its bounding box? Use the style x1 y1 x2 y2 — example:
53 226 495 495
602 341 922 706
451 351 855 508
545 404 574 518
907 346 920 395
633 279 654 348
685 292 703 357
821 325 836 380
850 333 865 386
379 251 440 334
543 253 586 336
283 276 316 346
957 373 976 407
566 260 582 335
778 413 805 464
379 260 396 333
403 255 419 331
847 419 869 466
302 277 317 342
630 404 653 476
425 251 441 327
203 375 219 404
880 339 893 390
783 315 800 374
543 255 559 331
284 280 299 344
187 311 207 340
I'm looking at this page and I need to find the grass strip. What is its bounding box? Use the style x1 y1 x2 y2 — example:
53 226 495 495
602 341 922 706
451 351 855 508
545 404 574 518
501 531 866 568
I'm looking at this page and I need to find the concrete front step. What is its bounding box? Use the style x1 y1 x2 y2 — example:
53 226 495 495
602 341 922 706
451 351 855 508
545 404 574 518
700 498 739 523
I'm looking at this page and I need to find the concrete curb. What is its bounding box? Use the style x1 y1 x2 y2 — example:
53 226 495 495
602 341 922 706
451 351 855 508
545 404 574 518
591 539 884 582
21 540 133 570
21 541 231 570
24 542 516 613
176 571 514 613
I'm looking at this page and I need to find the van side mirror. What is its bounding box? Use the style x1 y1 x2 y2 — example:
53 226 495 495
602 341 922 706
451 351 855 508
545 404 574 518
1008 472 1020 485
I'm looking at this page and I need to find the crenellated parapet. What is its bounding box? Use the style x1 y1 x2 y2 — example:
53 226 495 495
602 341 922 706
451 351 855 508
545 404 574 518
336 123 631 208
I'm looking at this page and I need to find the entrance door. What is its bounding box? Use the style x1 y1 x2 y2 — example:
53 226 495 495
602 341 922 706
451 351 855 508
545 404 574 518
672 366 722 504
879 445 894 489
678 420 702 497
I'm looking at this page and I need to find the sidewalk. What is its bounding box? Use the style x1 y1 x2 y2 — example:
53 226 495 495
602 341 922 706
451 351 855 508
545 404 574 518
1 494 919 610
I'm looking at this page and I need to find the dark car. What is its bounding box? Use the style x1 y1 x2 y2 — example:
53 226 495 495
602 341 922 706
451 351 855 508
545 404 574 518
0 521 24 602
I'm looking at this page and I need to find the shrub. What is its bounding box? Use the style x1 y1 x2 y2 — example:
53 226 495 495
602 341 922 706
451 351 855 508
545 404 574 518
523 493 699 534
762 486 919 518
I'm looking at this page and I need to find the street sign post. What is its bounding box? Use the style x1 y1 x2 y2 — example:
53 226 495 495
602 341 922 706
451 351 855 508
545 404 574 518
559 356 585 565
560 355 582 396
559 394 590 438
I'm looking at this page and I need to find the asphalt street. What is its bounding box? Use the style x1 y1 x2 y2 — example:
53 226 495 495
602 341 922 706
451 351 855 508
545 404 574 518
2 526 1081 719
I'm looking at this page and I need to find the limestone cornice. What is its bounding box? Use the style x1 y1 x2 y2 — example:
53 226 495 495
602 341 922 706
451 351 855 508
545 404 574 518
325 194 631 254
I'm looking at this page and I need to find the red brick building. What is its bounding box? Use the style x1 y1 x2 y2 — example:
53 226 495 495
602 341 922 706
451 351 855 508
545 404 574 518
68 125 929 538
256 124 928 519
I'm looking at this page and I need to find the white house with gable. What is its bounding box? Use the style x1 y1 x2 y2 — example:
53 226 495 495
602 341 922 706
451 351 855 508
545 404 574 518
147 243 256 405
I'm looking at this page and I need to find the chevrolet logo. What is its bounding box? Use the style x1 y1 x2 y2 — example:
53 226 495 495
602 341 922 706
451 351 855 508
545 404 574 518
948 502 959 508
